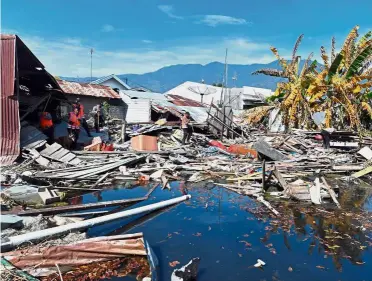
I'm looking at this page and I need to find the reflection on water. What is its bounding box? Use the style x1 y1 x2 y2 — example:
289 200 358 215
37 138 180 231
80 179 371 281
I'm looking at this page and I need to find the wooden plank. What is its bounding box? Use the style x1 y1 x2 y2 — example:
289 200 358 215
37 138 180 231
49 148 70 159
60 153 76 163
52 186 102 191
273 166 289 192
358 147 372 160
69 157 82 166
332 165 364 171
321 177 341 208
309 178 321 205
253 140 287 161
6 196 147 216
351 166 372 178
40 143 62 156
91 173 110 189
28 149 50 167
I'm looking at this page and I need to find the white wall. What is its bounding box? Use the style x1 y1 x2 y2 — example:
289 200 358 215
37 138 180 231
125 99 151 123
99 78 129 91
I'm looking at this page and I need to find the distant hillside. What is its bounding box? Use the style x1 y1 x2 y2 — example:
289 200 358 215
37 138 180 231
61 60 314 93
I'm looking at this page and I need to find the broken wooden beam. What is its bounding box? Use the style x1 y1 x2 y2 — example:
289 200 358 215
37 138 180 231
4 185 158 216
321 177 341 208
351 166 372 178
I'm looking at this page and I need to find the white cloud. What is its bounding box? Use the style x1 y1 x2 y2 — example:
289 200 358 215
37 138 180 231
19 34 278 77
198 15 249 27
142 40 153 44
101 24 114 32
158 5 183 19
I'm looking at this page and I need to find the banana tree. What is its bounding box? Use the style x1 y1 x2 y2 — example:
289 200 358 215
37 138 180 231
307 26 372 132
252 34 318 129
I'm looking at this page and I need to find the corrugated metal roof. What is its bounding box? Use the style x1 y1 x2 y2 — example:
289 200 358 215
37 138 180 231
121 89 167 100
177 106 212 123
166 94 205 107
57 80 120 99
164 81 223 105
91 74 131 89
1 35 20 165
20 122 47 150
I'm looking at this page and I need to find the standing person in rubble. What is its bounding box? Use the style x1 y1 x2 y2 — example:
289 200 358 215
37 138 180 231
181 111 192 145
39 111 54 144
73 98 92 137
68 107 81 149
92 103 104 133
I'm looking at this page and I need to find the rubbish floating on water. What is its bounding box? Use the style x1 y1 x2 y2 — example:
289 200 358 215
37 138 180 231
254 259 266 268
171 258 201 281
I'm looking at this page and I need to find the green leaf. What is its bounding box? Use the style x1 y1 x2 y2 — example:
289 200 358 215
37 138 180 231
346 45 372 79
365 91 372 99
327 53 343 83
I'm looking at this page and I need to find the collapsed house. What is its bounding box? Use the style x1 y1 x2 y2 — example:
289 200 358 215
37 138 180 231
1 34 64 165
119 89 211 125
57 79 126 120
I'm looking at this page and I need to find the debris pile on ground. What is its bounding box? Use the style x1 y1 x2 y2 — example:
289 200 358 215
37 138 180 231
1 116 372 280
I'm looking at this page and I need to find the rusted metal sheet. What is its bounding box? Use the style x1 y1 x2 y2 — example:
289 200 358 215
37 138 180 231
57 79 120 99
167 94 205 107
1 35 20 165
3 235 146 276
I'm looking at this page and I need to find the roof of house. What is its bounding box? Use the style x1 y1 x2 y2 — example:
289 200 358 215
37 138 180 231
120 89 167 100
57 79 120 99
166 94 205 107
90 74 130 89
164 81 224 105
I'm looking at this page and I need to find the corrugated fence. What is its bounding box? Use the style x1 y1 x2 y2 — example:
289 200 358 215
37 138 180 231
1 35 20 165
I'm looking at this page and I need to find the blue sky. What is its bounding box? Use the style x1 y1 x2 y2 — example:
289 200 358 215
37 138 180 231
2 0 371 76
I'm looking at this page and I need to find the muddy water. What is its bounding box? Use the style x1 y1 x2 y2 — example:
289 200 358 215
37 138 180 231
81 181 372 281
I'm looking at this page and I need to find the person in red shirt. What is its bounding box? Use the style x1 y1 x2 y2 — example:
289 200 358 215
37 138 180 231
39 112 54 144
68 107 81 149
73 98 92 137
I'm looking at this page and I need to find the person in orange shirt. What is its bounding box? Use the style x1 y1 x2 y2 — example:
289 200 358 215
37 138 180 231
73 98 92 137
39 112 54 144
68 107 81 149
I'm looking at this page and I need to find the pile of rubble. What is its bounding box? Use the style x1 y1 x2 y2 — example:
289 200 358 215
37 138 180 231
1 120 372 280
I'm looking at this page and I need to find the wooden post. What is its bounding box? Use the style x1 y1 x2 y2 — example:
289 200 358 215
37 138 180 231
121 121 127 144
221 106 226 140
262 159 266 191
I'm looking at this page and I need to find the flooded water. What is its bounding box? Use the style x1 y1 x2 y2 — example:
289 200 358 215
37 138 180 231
79 180 372 281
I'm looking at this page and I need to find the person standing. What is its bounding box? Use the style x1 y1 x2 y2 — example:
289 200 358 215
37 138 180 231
92 103 104 133
73 98 92 137
39 112 54 144
181 112 192 145
68 107 81 149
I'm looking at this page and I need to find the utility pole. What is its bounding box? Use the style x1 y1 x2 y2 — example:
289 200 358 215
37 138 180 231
90 48 94 82
220 48 228 106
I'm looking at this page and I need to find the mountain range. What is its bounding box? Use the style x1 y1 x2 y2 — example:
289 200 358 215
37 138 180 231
61 60 304 93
